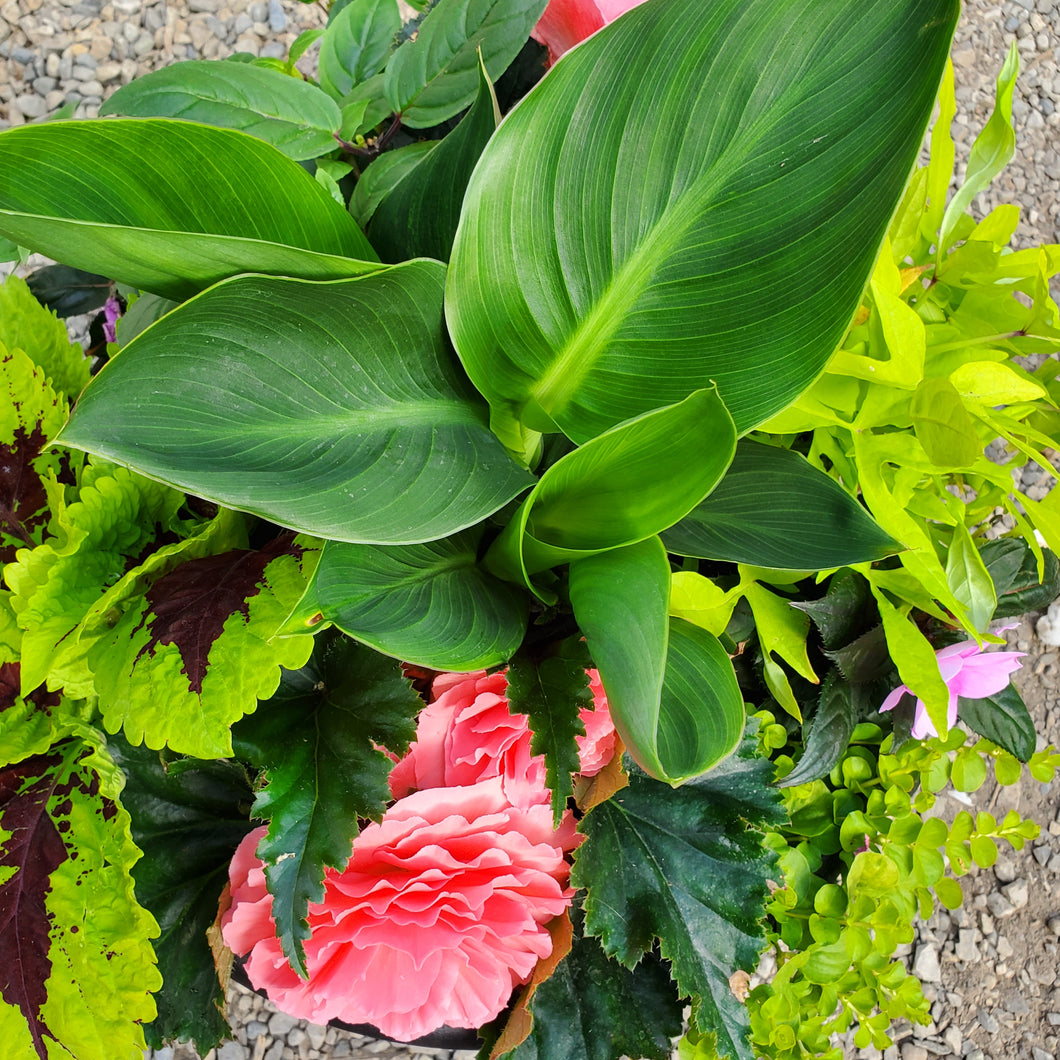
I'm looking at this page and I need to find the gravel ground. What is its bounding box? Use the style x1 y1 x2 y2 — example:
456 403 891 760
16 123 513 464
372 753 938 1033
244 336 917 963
1 0 1059 1058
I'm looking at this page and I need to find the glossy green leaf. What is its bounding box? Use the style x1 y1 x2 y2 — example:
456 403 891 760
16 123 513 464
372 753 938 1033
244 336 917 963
232 632 422 976
57 263 534 544
662 441 899 569
99 61 343 160
573 736 785 1060
447 0 958 443
384 0 548 127
910 377 982 468
568 538 670 780
0 119 379 300
945 521 996 634
489 388 736 588
499 909 684 1060
351 142 436 227
959 683 1035 763
319 0 402 100
982 537 1060 619
305 529 528 670
107 737 254 1052
369 57 499 262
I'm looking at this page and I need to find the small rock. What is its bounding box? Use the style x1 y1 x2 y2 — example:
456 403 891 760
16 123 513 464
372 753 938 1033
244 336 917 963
944 1025 963 1054
901 1044 928 1060
1002 878 1029 911
988 892 1016 919
262 1043 284 1060
914 944 942 983
1048 1013 1060 1027
1049 916 1060 937
998 935 1015 960
14 93 46 118
287 1028 306 1048
245 1020 268 1040
305 1025 327 1051
217 1043 245 1060
977 1010 1000 1034
267 0 285 32
1037 845 1054 866
956 929 979 963
268 1012 298 1037
994 856 1017 884
1034 1049 1056 1060
1006 994 1032 1015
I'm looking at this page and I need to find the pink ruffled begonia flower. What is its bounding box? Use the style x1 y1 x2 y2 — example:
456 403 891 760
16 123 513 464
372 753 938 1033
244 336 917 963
223 666 616 1040
222 781 578 1042
880 635 1024 740
388 668 617 805
531 0 649 65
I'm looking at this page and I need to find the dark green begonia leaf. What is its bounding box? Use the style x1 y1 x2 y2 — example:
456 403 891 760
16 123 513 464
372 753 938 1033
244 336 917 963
57 263 534 544
369 57 499 262
793 569 875 652
446 0 958 443
662 441 899 569
496 908 684 1060
779 669 859 787
319 0 402 100
231 632 422 976
384 0 548 128
0 119 380 300
572 736 785 1060
99 60 343 161
959 682 1036 763
24 264 111 319
506 640 593 825
106 736 254 1053
982 537 1060 618
303 529 529 671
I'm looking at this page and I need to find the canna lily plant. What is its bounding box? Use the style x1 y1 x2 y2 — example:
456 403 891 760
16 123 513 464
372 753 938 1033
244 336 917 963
7 0 1049 1057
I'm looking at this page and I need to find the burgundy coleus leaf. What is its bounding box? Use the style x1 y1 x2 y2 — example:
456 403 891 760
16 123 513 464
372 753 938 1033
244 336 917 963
0 752 67 1060
0 422 52 566
135 533 304 694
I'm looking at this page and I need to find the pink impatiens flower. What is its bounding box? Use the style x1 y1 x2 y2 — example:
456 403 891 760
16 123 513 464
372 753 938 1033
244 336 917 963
222 782 578 1042
879 635 1025 739
531 0 648 65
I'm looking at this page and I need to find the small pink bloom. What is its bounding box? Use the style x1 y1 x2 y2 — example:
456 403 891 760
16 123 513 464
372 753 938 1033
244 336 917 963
879 635 1025 739
223 780 579 1042
388 669 616 804
531 0 648 65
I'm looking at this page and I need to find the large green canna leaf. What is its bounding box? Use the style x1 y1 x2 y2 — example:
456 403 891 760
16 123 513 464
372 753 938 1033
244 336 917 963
662 440 899 569
303 530 529 670
0 119 379 300
99 61 344 161
57 262 533 544
446 0 959 443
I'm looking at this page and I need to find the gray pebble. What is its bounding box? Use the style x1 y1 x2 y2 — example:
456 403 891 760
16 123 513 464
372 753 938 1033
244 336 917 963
978 1010 1000 1034
216 1043 245 1060
1034 1050 1057 1060
914 943 943 983
267 1012 298 1038
901 1045 929 1060
267 0 285 32
14 93 46 117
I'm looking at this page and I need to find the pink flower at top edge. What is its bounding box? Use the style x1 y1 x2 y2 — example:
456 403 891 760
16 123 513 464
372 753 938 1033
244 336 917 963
387 668 617 804
879 632 1025 739
530 0 648 65
222 779 578 1042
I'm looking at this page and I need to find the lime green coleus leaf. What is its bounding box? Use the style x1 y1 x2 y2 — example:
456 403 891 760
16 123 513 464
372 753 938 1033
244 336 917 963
573 734 785 1060
0 343 76 568
301 529 528 671
662 440 899 569
568 539 744 783
5 464 188 698
0 119 380 300
107 737 254 1053
100 60 344 161
447 0 958 443
0 736 161 1060
0 275 90 399
88 534 316 757
232 632 422 977
58 264 534 545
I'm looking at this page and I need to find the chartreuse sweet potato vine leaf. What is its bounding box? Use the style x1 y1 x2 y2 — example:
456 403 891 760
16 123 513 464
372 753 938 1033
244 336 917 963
300 528 528 671
106 736 255 1052
506 639 594 826
57 263 534 545
0 275 90 399
0 737 161 1060
87 534 316 757
568 538 745 784
232 631 422 977
0 119 380 301
446 0 958 444
100 60 344 162
572 735 785 1060
487 388 736 595
662 440 900 569
383 0 549 128
0 343 73 569
497 906 684 1060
